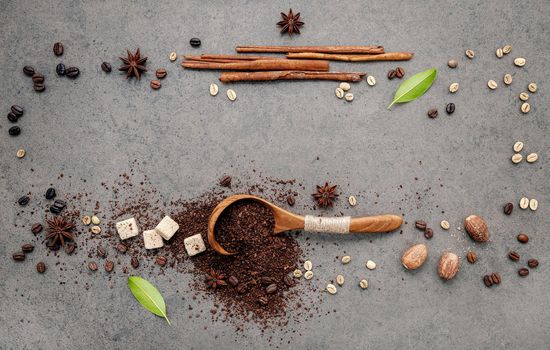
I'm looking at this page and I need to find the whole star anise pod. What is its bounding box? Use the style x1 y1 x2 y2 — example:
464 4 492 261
205 269 227 289
119 48 148 80
44 216 76 249
277 9 304 36
312 182 339 208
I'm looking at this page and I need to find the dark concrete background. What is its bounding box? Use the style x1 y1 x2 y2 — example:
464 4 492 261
1 0 549 349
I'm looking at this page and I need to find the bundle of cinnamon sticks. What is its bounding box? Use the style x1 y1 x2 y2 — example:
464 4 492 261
181 45 413 83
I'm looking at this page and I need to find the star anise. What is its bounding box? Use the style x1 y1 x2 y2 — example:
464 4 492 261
118 48 148 80
44 216 76 249
312 182 339 208
277 9 304 36
205 269 227 289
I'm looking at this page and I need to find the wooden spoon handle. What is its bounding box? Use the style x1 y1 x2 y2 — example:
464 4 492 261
349 214 403 233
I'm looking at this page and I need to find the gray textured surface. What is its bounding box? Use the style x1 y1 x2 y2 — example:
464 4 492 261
1 0 549 349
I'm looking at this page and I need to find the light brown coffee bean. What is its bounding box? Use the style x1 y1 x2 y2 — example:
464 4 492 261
155 68 167 79
511 153 523 164
513 141 524 152
528 83 537 93
449 83 459 93
503 74 512 85
326 284 337 294
209 83 219 96
448 59 458 68
521 102 530 114
526 153 538 163
366 75 376 86
226 89 237 101
150 80 161 90
519 92 529 101
496 48 503 58
465 50 475 59
502 45 512 54
514 57 526 67
487 80 498 90
519 197 529 209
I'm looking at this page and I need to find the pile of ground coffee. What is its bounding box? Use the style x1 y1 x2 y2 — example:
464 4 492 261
184 200 302 323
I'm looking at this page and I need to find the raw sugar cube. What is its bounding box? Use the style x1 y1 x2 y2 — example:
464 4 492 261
143 229 164 250
184 234 206 256
116 218 139 240
155 215 180 241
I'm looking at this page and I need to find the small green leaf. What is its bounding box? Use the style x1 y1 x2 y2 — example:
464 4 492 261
388 68 437 109
128 276 171 326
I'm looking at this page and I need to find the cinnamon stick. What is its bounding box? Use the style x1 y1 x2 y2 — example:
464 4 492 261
200 54 285 61
181 59 329 71
236 45 385 54
286 52 414 61
219 71 366 83
184 56 244 63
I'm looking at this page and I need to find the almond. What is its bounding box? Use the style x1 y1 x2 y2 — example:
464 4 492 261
437 252 460 281
464 215 489 242
401 244 428 270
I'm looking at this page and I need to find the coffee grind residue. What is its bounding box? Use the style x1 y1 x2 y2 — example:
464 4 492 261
188 200 302 323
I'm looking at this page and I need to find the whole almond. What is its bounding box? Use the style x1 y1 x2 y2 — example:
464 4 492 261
464 215 489 242
437 252 460 281
401 244 428 270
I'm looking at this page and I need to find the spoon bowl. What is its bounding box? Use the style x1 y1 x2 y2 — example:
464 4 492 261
207 194 403 255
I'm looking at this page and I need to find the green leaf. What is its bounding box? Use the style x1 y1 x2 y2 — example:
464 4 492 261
388 68 437 109
128 276 171 326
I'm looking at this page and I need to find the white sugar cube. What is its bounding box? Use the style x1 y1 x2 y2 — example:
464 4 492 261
143 229 164 250
155 216 180 241
184 234 206 256
116 218 139 240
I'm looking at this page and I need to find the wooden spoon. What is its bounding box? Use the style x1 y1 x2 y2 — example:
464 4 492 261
207 194 403 255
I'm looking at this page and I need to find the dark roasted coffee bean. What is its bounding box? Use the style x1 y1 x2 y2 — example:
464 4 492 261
104 260 114 272
490 272 501 285
236 284 247 294
286 195 295 206
18 195 30 206
283 274 294 287
116 243 128 253
97 246 107 258
219 175 231 187
32 73 44 83
12 252 26 261
518 268 529 277
88 261 98 271
503 202 513 215
424 228 433 239
517 233 529 243
101 62 112 73
45 187 56 199
527 259 539 268
395 67 405 78
22 244 34 253
260 276 274 285
11 105 24 117
33 82 45 92
257 296 269 306
266 283 278 294
53 42 64 56
228 276 239 286
189 38 201 47
9 126 21 136
31 223 43 234
131 257 139 269
23 66 35 76
150 80 161 89
7 112 18 123
446 103 455 115
415 220 427 230
155 256 167 266
466 251 477 264
155 68 167 79
483 275 492 287
53 199 66 208
508 251 520 261
387 69 397 80
427 108 438 118
49 205 61 214
56 63 66 76
65 67 80 78
36 262 46 273
65 244 76 255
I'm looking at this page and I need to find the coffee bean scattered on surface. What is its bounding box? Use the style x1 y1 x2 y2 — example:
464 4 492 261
56 63 66 76
131 257 140 269
344 93 354 102
449 83 459 93
16 149 26 158
18 195 30 206
155 68 167 79
519 197 529 209
387 69 397 80
466 251 477 264
527 259 539 268
341 255 351 264
286 195 295 206
104 260 114 272
101 62 112 73
226 89 237 101
465 49 475 59
528 83 537 93
219 175 232 187
395 67 405 78
209 83 219 96
448 59 458 68
36 262 46 273
445 103 455 114
12 252 25 261
155 256 167 266
427 108 438 118
503 202 513 215
518 268 529 277
415 220 427 230
23 66 35 76
22 244 34 253
31 223 43 234
517 233 529 243
45 187 56 200
66 67 80 78
9 126 21 136
528 199 538 211
53 42 64 56
150 80 161 89
508 251 520 261
424 228 433 239
88 262 98 271
366 75 376 86
190 38 201 47
440 220 450 230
